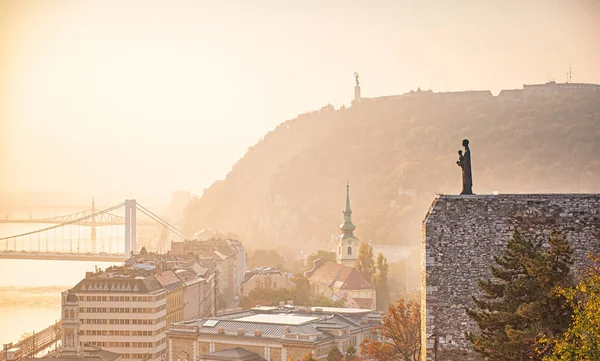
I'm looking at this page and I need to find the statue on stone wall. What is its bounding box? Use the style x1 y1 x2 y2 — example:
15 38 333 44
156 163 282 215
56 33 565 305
457 139 473 195
354 72 360 87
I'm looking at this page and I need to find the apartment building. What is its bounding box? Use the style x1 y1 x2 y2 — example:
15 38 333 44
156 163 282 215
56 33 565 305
154 270 185 325
170 238 247 309
127 253 216 320
71 269 168 361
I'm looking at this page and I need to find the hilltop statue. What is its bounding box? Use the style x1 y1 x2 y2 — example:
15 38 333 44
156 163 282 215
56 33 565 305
457 139 473 195
353 72 361 102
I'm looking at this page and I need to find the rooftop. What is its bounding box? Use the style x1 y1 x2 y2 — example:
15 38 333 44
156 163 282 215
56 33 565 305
200 347 266 361
168 305 382 341
233 314 320 325
24 346 120 361
306 261 373 290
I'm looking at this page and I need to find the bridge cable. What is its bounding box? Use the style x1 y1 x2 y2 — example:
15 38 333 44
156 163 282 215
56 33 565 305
135 203 184 238
0 203 124 242
135 206 184 239
135 203 183 235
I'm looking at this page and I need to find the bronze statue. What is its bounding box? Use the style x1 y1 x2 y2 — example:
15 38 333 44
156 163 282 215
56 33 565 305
457 139 473 195
354 72 360 87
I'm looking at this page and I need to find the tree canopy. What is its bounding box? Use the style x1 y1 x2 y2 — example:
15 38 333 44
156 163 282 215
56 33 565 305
247 249 287 270
466 231 573 361
184 94 600 263
356 243 376 283
360 299 421 361
543 255 600 361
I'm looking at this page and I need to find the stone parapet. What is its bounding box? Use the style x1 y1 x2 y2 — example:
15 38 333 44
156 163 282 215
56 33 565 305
422 194 600 361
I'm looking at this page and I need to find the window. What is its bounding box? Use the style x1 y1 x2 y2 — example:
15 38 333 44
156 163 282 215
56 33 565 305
176 351 188 361
347 246 352 255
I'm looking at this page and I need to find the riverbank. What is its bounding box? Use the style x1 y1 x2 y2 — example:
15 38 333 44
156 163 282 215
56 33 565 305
0 286 62 308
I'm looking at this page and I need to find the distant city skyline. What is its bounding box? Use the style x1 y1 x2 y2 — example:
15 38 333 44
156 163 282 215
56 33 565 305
1 0 599 196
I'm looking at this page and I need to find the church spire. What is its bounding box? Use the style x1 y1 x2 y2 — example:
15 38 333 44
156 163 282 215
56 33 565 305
339 182 356 238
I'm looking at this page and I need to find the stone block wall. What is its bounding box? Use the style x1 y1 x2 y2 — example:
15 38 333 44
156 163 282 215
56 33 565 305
421 194 600 361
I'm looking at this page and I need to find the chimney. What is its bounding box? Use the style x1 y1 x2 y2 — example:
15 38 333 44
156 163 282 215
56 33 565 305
287 300 294 306
217 328 225 334
254 329 262 337
237 329 245 336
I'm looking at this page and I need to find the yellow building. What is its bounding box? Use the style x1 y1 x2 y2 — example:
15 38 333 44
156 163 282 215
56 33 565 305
155 270 185 325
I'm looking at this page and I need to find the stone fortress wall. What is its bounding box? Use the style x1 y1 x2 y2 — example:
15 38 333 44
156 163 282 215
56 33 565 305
421 194 600 361
358 81 600 103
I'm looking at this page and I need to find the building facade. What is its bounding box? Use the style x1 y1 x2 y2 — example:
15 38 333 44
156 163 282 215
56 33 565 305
71 271 167 361
155 271 185 326
25 292 121 361
241 268 295 297
166 305 382 361
170 238 247 310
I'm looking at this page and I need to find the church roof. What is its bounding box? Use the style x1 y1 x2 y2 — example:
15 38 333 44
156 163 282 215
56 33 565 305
307 262 373 290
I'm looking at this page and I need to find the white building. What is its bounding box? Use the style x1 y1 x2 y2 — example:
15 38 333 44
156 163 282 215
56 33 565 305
71 271 167 361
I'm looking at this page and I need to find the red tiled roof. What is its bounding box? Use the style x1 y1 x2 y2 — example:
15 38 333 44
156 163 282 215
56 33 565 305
154 270 184 291
352 297 374 310
307 262 373 290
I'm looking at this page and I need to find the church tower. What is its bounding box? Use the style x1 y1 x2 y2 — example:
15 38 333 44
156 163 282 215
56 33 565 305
61 289 82 355
337 183 360 267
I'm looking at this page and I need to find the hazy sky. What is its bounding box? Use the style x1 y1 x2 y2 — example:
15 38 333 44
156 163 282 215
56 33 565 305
1 0 599 202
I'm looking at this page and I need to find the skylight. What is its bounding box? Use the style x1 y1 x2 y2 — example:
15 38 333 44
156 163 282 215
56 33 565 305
234 314 319 325
203 320 219 327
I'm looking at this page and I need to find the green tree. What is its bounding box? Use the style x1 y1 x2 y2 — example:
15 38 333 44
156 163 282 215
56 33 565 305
356 243 376 282
248 249 287 269
543 255 600 361
375 252 390 310
344 346 358 361
292 273 312 305
466 231 573 361
327 347 343 361
306 250 336 270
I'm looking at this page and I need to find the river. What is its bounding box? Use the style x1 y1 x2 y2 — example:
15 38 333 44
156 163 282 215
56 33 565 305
0 259 120 347
0 211 172 346
0 219 125 346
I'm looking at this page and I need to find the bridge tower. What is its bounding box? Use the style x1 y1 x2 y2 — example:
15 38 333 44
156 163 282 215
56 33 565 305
124 199 137 256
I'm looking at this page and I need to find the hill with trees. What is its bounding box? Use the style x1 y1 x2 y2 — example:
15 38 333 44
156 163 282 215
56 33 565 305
184 92 600 286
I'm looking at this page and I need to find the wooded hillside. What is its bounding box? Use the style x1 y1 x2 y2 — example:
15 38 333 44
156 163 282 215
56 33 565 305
184 93 600 258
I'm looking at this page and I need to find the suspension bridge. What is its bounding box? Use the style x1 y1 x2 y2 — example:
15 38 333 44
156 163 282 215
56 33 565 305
0 199 184 262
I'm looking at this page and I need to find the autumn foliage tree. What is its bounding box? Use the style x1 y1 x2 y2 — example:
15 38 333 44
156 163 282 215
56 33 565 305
543 254 600 360
301 351 316 361
361 299 421 361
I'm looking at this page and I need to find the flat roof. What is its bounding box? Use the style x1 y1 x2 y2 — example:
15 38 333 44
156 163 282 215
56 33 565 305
309 306 371 314
234 314 320 325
